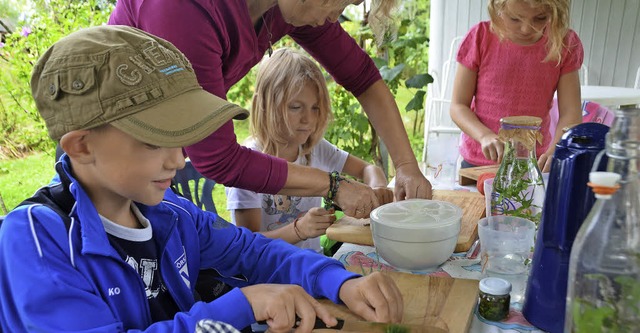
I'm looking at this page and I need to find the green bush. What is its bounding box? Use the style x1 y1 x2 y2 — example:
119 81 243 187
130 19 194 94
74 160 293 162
0 0 114 158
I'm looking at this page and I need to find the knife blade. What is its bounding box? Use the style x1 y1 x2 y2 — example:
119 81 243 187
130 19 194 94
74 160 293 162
310 317 447 333
255 317 447 333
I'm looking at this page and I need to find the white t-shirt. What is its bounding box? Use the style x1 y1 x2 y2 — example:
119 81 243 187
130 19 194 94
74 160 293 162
226 139 349 253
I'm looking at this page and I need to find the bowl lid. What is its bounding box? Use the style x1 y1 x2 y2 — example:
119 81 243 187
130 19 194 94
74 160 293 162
370 199 462 229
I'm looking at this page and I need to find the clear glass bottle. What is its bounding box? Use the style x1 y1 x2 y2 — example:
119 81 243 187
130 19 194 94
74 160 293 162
490 116 546 226
564 107 640 333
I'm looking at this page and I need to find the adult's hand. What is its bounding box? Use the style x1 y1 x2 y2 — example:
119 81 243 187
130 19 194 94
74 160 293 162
296 207 337 239
241 284 337 333
334 179 379 219
394 163 432 201
373 186 394 206
338 272 404 323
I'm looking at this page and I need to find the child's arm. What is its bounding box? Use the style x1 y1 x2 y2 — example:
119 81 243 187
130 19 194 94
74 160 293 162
233 207 336 244
450 64 505 163
341 155 394 205
539 70 582 172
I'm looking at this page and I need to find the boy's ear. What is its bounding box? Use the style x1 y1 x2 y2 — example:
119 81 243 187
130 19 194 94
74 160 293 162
59 130 94 163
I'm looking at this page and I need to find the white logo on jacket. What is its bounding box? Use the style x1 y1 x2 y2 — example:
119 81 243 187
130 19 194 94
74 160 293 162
175 247 190 288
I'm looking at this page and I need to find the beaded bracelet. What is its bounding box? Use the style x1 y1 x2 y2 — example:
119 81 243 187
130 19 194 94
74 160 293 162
323 171 345 210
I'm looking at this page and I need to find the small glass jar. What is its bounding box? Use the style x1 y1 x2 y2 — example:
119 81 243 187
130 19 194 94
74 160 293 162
478 277 511 321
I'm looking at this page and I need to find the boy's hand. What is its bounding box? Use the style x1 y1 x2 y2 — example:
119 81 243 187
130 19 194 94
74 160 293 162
338 272 404 323
241 284 337 333
372 186 394 205
479 133 504 163
297 207 337 239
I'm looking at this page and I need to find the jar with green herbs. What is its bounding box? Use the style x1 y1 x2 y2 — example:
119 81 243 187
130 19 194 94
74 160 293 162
490 116 545 226
478 277 511 321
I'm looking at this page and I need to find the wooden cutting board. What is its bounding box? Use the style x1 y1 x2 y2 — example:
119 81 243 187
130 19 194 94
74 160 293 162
458 165 499 186
317 266 479 333
325 190 486 252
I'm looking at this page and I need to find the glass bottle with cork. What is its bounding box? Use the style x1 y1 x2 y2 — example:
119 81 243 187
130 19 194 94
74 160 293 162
490 116 546 226
564 107 640 332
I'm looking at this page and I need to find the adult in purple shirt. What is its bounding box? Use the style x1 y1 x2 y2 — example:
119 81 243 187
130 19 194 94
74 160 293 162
109 0 432 218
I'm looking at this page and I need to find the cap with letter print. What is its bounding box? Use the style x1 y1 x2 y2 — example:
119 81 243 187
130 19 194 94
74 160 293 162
31 25 249 147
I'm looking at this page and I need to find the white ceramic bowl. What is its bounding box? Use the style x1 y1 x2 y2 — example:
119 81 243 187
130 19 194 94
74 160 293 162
369 199 462 270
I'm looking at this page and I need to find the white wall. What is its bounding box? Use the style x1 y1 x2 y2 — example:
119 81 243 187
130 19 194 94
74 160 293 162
429 0 640 88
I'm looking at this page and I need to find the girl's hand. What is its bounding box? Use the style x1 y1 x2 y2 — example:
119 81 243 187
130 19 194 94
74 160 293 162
296 208 337 239
372 186 394 205
479 133 504 163
338 272 404 323
538 149 555 173
241 284 337 333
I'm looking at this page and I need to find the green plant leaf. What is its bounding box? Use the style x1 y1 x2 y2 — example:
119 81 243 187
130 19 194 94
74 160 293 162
405 73 432 88
405 90 425 111
379 64 405 82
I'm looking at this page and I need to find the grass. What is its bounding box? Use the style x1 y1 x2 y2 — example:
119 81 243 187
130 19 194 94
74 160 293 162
0 150 56 214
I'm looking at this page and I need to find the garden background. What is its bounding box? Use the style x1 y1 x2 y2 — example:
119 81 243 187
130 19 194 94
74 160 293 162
0 0 429 221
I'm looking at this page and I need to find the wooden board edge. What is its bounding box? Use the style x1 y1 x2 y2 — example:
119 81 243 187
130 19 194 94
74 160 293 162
440 278 479 333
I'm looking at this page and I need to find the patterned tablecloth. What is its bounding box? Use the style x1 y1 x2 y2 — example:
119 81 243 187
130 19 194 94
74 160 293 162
332 243 546 333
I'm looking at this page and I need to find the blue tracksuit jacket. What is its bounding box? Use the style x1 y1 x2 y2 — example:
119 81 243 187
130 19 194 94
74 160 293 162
0 157 358 332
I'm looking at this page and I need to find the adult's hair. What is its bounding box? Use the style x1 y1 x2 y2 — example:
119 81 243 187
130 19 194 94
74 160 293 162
488 0 571 64
250 48 332 164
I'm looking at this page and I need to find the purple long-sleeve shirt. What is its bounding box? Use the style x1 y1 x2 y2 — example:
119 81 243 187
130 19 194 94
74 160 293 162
109 0 381 194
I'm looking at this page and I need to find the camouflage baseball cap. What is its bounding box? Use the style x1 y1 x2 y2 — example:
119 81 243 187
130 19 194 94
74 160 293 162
31 25 249 147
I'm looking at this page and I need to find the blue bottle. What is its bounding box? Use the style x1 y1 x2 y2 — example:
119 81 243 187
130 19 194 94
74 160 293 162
522 122 610 333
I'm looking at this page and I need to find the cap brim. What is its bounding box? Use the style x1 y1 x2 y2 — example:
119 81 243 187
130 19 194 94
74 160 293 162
111 88 249 148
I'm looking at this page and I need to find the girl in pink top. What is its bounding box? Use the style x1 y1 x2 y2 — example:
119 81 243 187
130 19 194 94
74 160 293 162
450 0 583 172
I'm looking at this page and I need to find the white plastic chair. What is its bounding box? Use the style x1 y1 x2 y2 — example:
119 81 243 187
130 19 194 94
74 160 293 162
422 36 463 160
580 64 589 86
634 66 639 89
421 36 463 187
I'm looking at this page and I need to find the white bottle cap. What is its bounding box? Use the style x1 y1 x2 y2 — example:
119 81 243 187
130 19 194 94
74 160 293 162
589 172 621 187
589 172 621 199
479 277 512 296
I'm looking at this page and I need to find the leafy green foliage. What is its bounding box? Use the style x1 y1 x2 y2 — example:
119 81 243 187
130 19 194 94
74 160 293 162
0 0 114 158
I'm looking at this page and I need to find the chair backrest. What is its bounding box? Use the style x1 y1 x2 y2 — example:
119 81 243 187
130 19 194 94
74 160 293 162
580 64 589 86
421 36 464 187
173 160 217 213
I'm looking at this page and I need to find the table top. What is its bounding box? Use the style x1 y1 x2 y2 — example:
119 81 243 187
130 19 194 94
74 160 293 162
581 85 640 107
333 243 545 333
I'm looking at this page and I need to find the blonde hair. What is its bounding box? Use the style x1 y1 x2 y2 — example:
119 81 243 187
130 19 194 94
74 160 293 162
488 0 570 64
250 48 332 164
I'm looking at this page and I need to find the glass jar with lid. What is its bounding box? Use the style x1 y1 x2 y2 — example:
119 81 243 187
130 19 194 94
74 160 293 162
490 116 546 226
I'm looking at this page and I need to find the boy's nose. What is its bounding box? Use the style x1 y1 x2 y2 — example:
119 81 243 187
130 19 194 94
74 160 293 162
168 148 186 170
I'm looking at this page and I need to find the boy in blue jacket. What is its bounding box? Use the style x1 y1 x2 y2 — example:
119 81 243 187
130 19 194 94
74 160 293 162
0 25 403 332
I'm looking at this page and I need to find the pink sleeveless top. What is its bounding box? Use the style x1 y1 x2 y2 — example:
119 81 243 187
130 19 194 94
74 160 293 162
457 21 583 166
